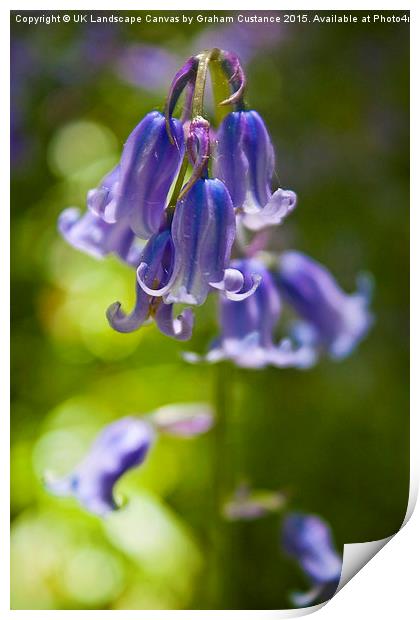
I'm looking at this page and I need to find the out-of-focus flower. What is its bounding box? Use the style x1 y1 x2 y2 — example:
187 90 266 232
45 405 214 516
45 417 155 516
150 402 214 437
137 118 260 306
223 484 287 520
282 513 342 607
107 225 194 340
276 251 373 359
115 43 181 91
58 207 143 268
214 110 297 231
185 258 315 368
100 111 185 239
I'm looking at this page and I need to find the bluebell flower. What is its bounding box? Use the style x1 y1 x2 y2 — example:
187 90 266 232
282 513 342 607
45 417 155 516
58 206 142 268
150 402 214 437
107 225 194 340
214 110 297 231
223 484 286 521
277 251 373 360
137 118 261 306
185 258 315 368
100 110 185 239
46 405 213 516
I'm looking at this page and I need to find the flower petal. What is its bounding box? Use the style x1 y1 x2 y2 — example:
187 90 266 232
154 302 194 341
106 281 150 333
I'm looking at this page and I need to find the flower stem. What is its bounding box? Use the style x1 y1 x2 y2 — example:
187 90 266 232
208 362 233 607
209 59 234 126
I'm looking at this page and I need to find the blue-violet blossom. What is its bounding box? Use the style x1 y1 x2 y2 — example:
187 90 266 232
106 224 194 340
214 110 297 231
46 417 155 516
277 251 373 359
136 117 261 305
186 258 315 368
282 512 342 607
92 110 185 239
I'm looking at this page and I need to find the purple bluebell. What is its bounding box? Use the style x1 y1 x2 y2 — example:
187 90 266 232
282 513 342 606
115 44 181 92
58 206 142 268
137 118 260 306
214 110 297 231
223 484 286 521
150 402 214 437
107 225 194 340
277 251 373 360
46 417 155 516
101 111 185 239
185 258 315 368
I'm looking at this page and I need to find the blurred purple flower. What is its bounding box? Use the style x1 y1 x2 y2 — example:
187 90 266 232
102 110 185 239
224 484 286 521
215 110 297 230
282 513 342 606
277 251 373 359
46 417 155 516
115 43 181 91
185 258 315 368
150 402 214 437
46 405 213 515
58 207 143 267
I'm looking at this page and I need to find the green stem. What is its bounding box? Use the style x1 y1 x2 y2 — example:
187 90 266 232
167 156 189 208
209 59 234 126
208 362 233 607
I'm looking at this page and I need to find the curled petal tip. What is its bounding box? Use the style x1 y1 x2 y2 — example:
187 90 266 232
210 268 261 301
136 262 174 298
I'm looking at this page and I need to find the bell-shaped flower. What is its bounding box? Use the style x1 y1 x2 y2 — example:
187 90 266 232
277 251 373 360
214 110 297 231
58 206 142 268
223 484 287 521
137 117 261 306
45 404 213 516
106 225 194 340
98 110 185 239
185 258 316 368
282 513 342 607
45 417 155 516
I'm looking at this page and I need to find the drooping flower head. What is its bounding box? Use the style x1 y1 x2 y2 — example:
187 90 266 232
277 251 373 359
215 109 297 231
282 513 342 606
186 257 315 368
136 118 260 306
46 417 155 516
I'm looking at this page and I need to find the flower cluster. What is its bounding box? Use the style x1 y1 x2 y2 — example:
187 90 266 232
58 48 372 370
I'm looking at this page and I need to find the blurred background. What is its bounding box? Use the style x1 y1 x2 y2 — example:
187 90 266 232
11 10 409 610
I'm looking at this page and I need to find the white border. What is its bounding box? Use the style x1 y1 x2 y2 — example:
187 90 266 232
3 1 416 618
